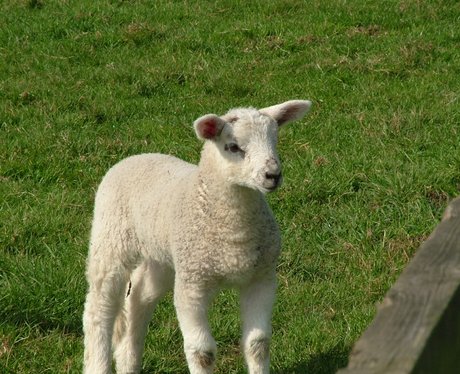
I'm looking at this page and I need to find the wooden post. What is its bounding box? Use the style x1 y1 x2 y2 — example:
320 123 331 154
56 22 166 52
338 197 460 374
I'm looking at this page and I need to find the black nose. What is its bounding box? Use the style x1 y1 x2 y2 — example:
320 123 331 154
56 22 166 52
265 172 281 184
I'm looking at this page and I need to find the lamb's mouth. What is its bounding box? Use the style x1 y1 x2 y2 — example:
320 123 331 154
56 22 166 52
265 185 279 192
259 183 280 193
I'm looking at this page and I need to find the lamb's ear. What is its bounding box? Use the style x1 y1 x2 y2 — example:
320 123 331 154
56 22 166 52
194 114 226 140
259 100 312 127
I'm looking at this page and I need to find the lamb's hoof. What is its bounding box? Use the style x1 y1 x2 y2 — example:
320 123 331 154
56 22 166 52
195 350 215 369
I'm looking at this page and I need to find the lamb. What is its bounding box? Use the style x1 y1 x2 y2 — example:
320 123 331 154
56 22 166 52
82 99 312 374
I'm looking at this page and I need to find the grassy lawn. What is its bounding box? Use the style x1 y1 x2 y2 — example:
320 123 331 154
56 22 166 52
1 0 459 373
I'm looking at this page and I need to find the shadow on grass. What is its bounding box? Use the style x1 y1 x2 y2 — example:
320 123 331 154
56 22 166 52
5 317 82 336
0 306 83 335
274 343 350 374
137 342 350 374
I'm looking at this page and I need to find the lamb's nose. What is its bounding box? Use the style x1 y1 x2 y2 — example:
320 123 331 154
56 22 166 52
265 172 282 184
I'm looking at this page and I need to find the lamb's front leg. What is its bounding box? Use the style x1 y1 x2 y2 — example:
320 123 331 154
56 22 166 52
174 280 217 374
240 274 277 374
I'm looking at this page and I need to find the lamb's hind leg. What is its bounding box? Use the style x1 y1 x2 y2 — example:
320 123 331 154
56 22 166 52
113 260 174 374
240 273 277 374
83 255 129 374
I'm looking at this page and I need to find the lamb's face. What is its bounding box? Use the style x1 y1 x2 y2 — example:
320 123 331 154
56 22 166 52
218 109 282 193
194 100 312 193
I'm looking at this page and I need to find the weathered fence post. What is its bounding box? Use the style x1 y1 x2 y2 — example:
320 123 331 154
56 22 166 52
337 197 460 374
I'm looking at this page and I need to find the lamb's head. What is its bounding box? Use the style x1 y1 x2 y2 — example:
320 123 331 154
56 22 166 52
194 100 312 193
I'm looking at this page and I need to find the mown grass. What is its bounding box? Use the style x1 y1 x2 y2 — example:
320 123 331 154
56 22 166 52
1 0 459 373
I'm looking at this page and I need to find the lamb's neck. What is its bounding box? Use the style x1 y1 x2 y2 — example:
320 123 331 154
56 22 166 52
193 145 274 248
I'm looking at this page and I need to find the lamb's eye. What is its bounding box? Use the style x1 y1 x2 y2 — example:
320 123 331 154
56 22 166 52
225 143 241 153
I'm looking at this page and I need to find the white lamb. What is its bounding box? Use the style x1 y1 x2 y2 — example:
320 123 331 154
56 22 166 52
83 99 312 374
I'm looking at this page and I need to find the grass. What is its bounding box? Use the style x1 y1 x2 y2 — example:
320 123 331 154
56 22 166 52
1 0 459 372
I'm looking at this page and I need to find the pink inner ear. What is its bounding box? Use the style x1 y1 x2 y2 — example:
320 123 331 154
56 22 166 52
199 119 217 139
278 105 300 126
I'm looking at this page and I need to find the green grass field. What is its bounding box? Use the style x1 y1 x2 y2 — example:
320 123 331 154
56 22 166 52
1 0 459 373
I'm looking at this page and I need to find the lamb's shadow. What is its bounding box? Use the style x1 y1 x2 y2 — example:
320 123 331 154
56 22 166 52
273 343 350 374
139 343 350 374
1 282 85 334
2 307 83 335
